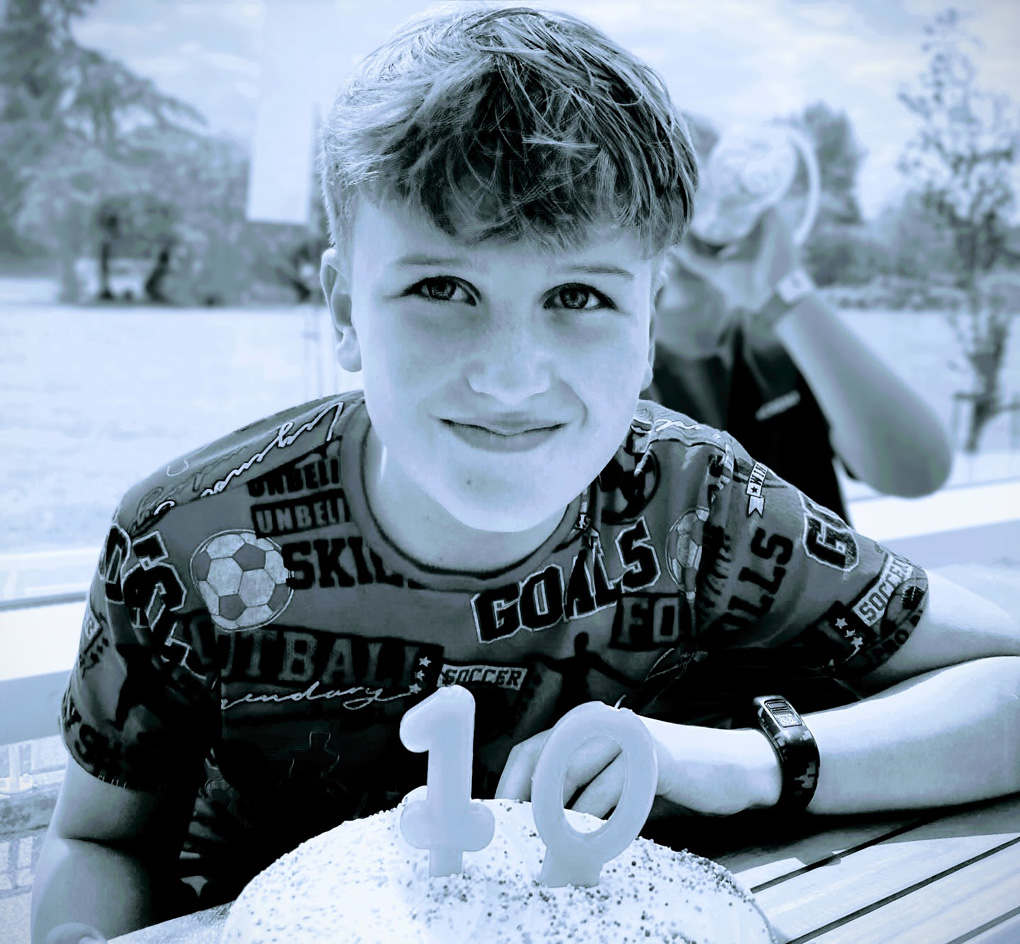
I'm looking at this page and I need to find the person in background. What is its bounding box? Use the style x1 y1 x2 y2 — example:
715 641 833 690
647 123 953 521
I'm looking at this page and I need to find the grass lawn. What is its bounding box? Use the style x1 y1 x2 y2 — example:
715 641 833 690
0 302 343 554
0 301 1017 554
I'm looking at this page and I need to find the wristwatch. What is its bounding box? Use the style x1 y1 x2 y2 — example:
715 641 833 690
753 695 820 813
757 267 816 331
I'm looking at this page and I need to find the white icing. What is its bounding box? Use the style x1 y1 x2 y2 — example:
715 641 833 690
222 799 775 944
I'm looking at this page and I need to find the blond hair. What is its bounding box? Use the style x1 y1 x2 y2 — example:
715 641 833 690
319 4 697 258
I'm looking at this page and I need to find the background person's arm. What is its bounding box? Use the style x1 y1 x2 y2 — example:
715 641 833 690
31 762 195 944
773 294 953 496
689 207 954 497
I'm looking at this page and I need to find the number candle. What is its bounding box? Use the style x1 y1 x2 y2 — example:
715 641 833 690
531 702 658 888
399 685 496 877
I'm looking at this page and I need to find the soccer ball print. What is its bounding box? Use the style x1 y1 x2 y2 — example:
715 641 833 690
665 507 710 603
190 530 293 631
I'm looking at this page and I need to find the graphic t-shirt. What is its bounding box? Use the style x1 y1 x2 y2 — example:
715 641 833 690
62 392 927 901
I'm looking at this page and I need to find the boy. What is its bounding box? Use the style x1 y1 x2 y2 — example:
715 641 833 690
33 6 1020 943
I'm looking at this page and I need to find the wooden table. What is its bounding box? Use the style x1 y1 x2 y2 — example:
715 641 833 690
717 793 1020 943
110 791 1020 944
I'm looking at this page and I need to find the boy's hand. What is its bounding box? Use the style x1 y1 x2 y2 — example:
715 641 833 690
43 923 106 944
495 712 781 819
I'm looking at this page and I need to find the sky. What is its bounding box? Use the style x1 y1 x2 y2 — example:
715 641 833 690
71 0 1020 222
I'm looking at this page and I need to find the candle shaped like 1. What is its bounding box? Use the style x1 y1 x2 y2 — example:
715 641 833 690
399 685 495 876
532 702 658 887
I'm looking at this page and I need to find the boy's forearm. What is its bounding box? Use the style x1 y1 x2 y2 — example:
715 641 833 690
647 657 1020 820
803 656 1020 814
31 832 162 944
772 295 953 496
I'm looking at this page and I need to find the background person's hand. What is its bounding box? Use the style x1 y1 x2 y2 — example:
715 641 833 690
43 923 107 944
683 206 802 319
494 710 780 819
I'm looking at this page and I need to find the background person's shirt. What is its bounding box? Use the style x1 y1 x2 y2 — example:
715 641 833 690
61 392 926 902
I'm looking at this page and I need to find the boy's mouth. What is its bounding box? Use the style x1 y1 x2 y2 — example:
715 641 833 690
440 417 566 452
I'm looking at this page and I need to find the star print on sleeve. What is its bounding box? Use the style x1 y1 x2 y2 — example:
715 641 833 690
788 602 869 674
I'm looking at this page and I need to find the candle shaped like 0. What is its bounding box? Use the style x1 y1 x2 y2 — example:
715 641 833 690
399 686 495 876
531 702 658 888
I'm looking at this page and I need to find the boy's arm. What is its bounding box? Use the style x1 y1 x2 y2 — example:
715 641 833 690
653 653 1020 817
791 654 1020 814
31 762 195 944
497 566 1020 819
860 569 1020 686
497 655 1020 819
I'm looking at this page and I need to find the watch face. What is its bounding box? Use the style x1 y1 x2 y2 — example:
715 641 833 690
763 698 800 726
773 709 800 727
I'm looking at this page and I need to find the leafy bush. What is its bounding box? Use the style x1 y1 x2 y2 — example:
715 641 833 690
802 222 886 286
819 274 969 311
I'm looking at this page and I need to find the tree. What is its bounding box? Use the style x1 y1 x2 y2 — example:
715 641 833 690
898 7 1020 452
115 123 321 306
0 0 94 255
794 101 866 227
0 0 205 299
874 191 960 282
782 101 881 286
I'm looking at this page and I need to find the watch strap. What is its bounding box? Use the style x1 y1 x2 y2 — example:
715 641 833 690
753 695 820 812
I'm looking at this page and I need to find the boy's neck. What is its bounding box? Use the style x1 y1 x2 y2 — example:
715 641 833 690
362 427 569 573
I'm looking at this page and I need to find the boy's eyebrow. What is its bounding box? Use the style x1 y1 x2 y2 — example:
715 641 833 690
393 253 471 269
391 255 635 282
561 264 635 281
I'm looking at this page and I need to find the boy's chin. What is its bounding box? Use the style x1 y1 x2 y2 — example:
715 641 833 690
443 494 572 536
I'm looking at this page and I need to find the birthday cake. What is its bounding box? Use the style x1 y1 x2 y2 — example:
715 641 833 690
220 796 775 944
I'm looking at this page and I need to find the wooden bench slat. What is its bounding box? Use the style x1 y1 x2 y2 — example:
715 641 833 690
749 795 1020 942
722 813 928 889
804 839 1020 944
949 906 1020 944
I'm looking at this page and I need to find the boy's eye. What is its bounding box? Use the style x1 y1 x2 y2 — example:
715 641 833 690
549 284 613 311
408 277 475 304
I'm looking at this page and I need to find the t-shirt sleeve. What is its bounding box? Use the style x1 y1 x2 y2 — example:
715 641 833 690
691 435 929 680
61 514 218 792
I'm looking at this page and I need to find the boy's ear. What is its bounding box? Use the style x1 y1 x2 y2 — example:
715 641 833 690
321 247 362 372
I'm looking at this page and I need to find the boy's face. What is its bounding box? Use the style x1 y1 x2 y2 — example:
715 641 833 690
323 198 657 536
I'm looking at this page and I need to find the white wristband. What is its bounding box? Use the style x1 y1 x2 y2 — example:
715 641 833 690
774 267 815 307
756 267 816 332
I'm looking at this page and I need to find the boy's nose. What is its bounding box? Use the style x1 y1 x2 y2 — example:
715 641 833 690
463 320 554 404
